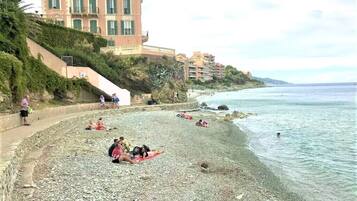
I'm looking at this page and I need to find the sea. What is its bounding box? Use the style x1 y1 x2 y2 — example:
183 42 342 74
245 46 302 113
198 83 356 201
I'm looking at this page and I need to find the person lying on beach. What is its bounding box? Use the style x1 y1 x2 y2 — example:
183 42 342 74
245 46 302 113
96 118 106 130
108 139 118 156
85 120 97 130
112 143 137 164
196 119 208 127
176 112 193 120
119 136 132 153
131 145 151 158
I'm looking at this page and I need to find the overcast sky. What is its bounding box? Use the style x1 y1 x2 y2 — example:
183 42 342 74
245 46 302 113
23 0 357 83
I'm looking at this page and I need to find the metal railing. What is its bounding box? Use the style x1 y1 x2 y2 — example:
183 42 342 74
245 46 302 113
69 7 99 15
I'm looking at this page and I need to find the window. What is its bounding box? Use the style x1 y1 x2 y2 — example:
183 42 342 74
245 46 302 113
123 0 131 15
107 40 115 46
90 20 97 33
107 20 118 35
89 0 97 13
73 19 82 30
121 20 135 35
48 0 60 9
107 0 116 14
73 0 83 13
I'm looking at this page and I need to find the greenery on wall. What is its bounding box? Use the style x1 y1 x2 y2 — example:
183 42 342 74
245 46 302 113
32 21 188 103
189 65 263 89
0 1 96 112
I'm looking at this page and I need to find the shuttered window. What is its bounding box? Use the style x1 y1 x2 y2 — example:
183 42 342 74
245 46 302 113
49 0 60 9
89 0 97 14
107 0 117 14
123 0 131 15
107 20 118 35
73 0 83 13
90 20 97 33
121 20 135 35
73 19 82 30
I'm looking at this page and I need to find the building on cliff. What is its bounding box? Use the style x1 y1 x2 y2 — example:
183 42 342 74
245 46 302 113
41 0 175 58
176 52 227 81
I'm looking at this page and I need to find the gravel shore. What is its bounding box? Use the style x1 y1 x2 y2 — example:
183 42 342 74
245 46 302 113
12 110 302 201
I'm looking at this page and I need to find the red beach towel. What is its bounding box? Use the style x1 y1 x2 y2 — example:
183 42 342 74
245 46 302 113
135 151 162 162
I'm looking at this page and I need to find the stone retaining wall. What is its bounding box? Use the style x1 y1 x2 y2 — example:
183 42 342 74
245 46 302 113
0 102 198 201
0 103 101 132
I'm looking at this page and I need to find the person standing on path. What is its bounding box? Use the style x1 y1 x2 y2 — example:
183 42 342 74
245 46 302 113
112 93 120 109
20 95 30 126
99 95 105 108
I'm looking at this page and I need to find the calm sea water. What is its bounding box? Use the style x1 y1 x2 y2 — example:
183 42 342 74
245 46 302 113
198 83 357 201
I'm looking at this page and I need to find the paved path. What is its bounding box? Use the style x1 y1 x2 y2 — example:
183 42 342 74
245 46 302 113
0 110 100 167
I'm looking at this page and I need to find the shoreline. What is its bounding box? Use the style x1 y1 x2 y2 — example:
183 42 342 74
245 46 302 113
11 109 303 201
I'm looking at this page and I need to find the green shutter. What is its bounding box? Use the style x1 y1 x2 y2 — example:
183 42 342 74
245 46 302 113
107 21 110 34
113 0 117 13
127 0 131 14
90 20 97 33
90 0 96 13
81 0 84 12
114 21 118 35
73 20 82 30
121 20 124 35
56 0 60 8
131 21 135 35
48 0 52 8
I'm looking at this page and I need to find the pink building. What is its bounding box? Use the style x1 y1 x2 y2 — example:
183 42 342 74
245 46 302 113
213 63 225 79
42 0 175 57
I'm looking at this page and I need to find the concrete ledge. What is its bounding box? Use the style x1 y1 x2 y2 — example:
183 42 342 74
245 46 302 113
0 103 101 132
0 101 198 201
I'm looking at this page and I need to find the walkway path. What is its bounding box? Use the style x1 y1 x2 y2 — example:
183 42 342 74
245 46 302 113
0 102 198 201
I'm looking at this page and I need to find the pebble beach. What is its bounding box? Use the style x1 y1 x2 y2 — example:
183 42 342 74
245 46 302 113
12 110 303 201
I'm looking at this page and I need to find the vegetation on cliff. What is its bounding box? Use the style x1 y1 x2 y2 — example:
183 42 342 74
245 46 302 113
31 22 188 103
0 1 96 112
188 65 264 90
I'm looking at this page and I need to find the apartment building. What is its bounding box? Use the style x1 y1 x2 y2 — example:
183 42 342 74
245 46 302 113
42 0 175 57
213 63 224 79
190 51 215 81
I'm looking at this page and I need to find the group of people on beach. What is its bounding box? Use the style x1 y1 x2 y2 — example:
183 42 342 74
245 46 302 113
177 112 208 128
108 137 155 164
85 117 108 131
99 93 120 109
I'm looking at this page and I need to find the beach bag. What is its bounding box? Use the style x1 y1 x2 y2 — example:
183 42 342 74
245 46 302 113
28 106 33 114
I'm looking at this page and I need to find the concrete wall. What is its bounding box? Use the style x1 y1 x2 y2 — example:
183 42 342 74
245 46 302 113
26 39 131 105
26 38 67 75
0 103 100 132
66 67 131 105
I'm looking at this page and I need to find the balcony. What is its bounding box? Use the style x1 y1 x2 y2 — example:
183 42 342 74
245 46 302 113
101 45 176 58
69 7 99 16
82 27 101 34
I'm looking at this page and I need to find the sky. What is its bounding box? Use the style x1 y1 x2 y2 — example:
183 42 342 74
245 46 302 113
23 0 357 83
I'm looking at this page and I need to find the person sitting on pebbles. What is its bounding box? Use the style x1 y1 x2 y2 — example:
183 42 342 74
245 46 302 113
96 117 106 130
112 142 137 164
119 136 132 153
196 119 208 127
85 120 97 130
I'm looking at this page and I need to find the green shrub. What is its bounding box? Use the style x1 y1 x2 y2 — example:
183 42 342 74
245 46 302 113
34 21 107 52
0 51 24 97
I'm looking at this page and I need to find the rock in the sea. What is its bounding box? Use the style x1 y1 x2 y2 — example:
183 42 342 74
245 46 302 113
200 102 208 107
218 105 229 110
